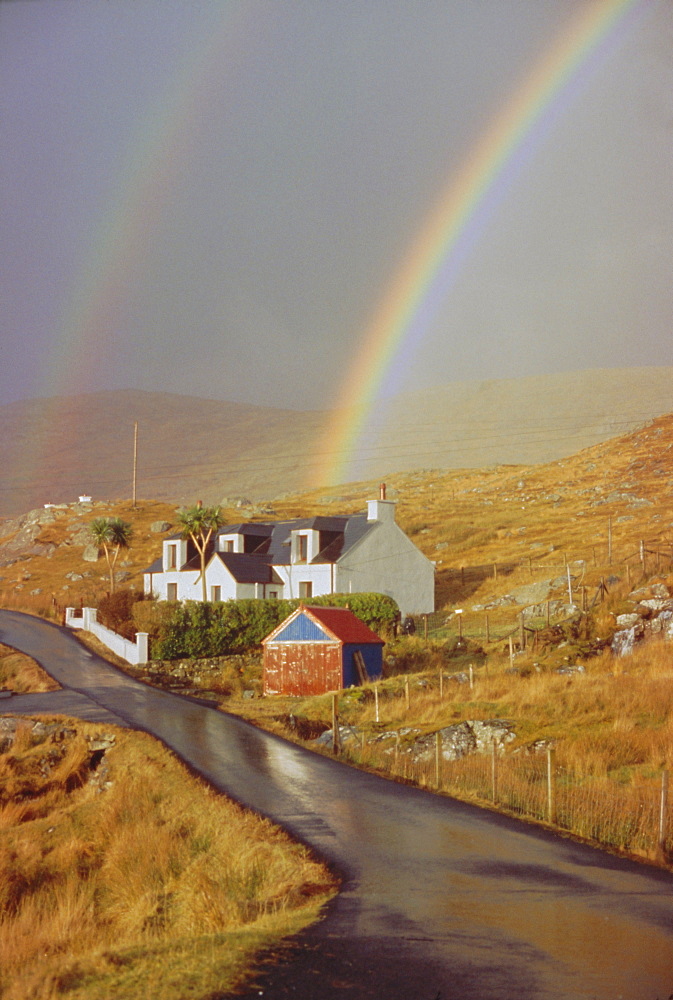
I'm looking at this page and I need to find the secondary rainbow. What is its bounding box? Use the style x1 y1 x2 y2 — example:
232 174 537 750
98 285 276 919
310 0 646 490
17 2 256 504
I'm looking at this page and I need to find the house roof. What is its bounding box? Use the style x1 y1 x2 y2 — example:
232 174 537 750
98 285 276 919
264 605 385 645
209 551 282 584
219 523 275 537
145 511 378 574
223 514 376 565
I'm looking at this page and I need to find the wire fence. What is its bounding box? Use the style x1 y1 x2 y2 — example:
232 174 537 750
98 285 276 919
408 531 673 645
336 735 671 862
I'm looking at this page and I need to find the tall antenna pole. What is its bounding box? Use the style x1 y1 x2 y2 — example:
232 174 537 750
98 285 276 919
132 421 138 509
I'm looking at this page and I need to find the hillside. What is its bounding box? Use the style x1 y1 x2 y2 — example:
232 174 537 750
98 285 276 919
1 410 673 625
2 366 673 517
2 413 673 868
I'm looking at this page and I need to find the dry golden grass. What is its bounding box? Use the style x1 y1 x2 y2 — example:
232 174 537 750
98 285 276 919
0 719 337 1000
0 643 60 693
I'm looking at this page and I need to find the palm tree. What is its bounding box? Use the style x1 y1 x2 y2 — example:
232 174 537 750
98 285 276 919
90 516 133 594
178 505 224 602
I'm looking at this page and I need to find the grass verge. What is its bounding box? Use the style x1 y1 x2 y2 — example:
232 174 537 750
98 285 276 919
0 717 338 1000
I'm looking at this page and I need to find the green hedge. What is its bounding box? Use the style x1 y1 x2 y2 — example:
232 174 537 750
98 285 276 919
146 593 398 661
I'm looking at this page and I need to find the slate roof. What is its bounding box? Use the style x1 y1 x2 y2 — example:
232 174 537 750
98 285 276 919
145 513 377 575
209 551 282 584
216 514 375 565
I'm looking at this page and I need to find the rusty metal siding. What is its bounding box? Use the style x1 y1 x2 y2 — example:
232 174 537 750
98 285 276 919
263 641 342 696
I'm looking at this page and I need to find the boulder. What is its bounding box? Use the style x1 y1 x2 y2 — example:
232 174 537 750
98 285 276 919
151 521 172 533
82 544 99 562
410 719 516 763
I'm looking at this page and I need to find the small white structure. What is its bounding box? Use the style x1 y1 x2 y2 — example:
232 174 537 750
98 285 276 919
143 488 435 616
65 608 148 665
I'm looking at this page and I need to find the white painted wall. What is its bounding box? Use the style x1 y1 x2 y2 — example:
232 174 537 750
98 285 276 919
273 562 333 599
336 521 435 615
65 608 148 665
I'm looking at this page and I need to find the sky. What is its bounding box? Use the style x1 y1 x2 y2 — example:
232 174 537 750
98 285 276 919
2 0 673 414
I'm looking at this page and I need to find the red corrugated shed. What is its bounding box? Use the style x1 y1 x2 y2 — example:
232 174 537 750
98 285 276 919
297 606 384 645
262 605 384 696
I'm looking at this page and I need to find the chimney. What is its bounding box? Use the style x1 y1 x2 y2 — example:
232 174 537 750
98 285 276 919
367 489 396 523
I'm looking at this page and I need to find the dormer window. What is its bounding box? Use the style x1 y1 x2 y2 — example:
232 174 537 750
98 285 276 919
298 534 308 563
167 544 178 570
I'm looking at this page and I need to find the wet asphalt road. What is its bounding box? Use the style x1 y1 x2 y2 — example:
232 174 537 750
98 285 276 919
1 609 672 1000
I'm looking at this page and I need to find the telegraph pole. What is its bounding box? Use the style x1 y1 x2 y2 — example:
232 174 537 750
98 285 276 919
132 421 138 509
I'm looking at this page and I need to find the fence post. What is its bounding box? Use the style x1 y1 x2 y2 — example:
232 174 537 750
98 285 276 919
658 770 669 859
423 614 428 641
509 635 514 669
374 682 379 723
567 565 573 606
519 613 526 651
332 694 340 755
608 517 612 565
439 669 443 699
491 742 498 803
136 632 149 665
493 563 498 581
546 600 550 627
435 730 442 789
469 664 474 689
404 677 410 712
485 613 490 643
547 747 556 824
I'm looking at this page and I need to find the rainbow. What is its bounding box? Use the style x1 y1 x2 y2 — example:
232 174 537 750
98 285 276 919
17 2 257 506
310 0 647 490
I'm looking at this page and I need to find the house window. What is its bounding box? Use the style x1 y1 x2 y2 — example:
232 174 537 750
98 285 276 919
211 586 221 602
297 534 308 563
167 545 177 569
224 540 234 552
268 590 278 599
167 583 178 601
299 581 313 599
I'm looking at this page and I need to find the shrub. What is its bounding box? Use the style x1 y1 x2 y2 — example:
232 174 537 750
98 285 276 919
97 590 146 640
149 593 399 661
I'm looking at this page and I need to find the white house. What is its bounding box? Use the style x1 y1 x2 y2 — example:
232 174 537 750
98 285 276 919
143 491 435 616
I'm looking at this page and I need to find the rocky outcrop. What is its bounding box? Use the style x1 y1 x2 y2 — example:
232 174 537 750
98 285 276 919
611 582 673 655
315 718 516 763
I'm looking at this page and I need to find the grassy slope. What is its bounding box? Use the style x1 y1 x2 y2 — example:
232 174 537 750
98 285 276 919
2 412 672 617
1 414 673 862
0 720 337 1000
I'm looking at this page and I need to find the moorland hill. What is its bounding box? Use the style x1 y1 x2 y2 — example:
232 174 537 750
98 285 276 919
2 366 673 517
